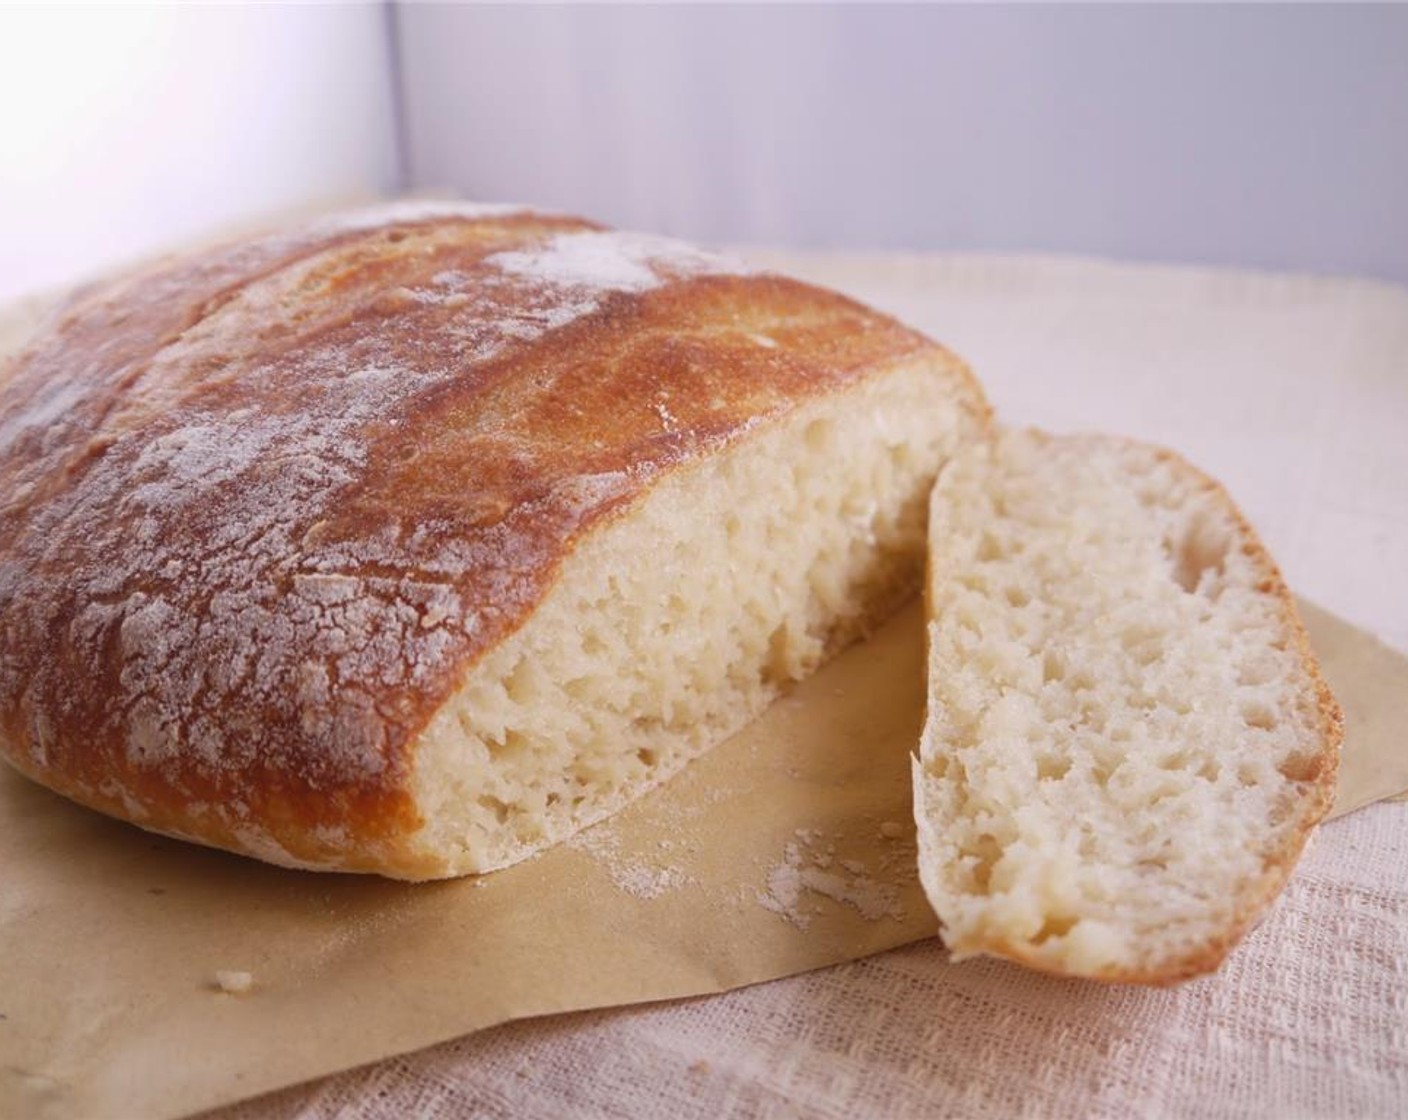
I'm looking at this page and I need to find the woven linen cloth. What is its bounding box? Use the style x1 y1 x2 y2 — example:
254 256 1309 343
200 251 1406 1119
210 801 1408 1120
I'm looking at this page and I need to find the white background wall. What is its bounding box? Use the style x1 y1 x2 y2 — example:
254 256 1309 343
2 4 1406 298
398 4 1408 283
0 4 397 301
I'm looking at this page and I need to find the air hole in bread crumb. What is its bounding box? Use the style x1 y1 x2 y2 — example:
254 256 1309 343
954 607 983 635
1165 516 1230 595
505 660 541 704
487 729 532 761
762 624 793 687
1277 753 1320 783
1042 650 1065 684
1237 660 1276 687
1132 641 1163 668
1237 763 1261 788
1004 585 1030 608
1031 915 1077 944
803 418 835 453
976 532 1002 563
1241 703 1278 732
969 835 1002 890
1198 759 1221 782
563 677 592 700
636 747 658 767
477 795 511 824
1036 754 1071 781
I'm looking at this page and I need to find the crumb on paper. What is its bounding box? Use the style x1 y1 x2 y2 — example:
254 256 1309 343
689 1059 711 1075
214 970 254 995
879 821 906 840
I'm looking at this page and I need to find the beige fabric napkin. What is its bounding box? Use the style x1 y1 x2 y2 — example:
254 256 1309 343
208 798 1408 1120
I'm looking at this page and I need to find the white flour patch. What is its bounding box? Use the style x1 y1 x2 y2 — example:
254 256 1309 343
568 825 692 901
213 970 254 995
489 232 662 293
756 831 904 930
486 229 749 296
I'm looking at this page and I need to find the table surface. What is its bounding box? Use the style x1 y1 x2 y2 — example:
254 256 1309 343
14 248 1408 1119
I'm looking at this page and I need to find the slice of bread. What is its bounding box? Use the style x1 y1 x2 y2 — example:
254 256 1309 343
914 430 1341 983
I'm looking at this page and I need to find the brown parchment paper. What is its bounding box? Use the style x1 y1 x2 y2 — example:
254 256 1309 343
1 596 1406 1120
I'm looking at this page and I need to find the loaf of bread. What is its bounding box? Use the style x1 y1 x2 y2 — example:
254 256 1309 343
0 201 988 879
914 430 1340 982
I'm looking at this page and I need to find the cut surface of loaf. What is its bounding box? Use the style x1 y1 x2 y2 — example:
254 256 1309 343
915 430 1340 983
0 201 988 878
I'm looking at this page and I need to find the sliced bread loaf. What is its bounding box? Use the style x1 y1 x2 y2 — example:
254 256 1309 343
0 203 989 879
914 430 1341 983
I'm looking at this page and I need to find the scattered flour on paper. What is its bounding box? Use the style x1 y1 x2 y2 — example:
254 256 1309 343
567 825 693 901
756 829 905 930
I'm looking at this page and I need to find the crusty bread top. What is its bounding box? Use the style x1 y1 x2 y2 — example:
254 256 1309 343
0 202 974 856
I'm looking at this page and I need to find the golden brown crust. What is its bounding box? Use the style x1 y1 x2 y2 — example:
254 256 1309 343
935 430 1342 985
0 202 969 868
